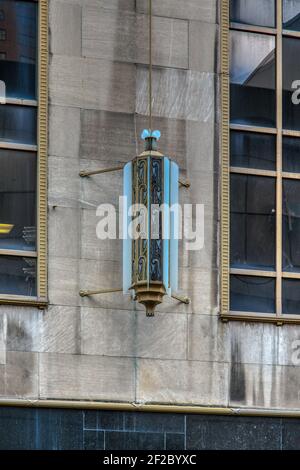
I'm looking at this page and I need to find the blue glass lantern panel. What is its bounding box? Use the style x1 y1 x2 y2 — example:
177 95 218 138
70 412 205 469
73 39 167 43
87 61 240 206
123 162 132 293
163 157 170 292
170 161 179 293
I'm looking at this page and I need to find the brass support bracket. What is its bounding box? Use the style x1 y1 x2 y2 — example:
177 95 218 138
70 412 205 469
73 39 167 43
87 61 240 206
179 179 191 189
171 293 191 305
79 288 123 297
79 165 124 177
80 288 190 306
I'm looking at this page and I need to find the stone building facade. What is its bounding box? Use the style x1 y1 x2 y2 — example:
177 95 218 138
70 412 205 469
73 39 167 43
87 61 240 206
0 0 299 450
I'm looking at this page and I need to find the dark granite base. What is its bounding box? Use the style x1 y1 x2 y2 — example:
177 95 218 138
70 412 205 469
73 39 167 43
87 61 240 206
0 407 298 450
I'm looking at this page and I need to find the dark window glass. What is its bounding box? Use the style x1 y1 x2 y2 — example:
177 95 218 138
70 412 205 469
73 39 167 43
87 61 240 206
0 149 36 251
0 104 36 145
283 179 300 272
230 275 275 313
282 279 300 315
283 0 300 31
283 137 300 173
231 131 276 170
283 37 300 130
230 174 276 270
0 255 36 296
0 0 37 100
230 0 275 28
230 31 276 127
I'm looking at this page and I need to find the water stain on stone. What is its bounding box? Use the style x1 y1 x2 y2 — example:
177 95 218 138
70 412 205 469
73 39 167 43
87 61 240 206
229 338 246 402
7 320 31 352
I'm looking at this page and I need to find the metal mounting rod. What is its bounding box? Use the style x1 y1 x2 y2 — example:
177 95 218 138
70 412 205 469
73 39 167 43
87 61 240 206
171 293 191 305
79 288 123 297
79 165 124 177
179 179 191 189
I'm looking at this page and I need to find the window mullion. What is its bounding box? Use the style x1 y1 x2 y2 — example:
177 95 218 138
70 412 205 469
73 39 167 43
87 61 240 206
276 0 283 317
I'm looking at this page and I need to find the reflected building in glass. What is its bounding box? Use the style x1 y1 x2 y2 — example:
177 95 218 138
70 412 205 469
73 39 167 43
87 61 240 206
0 0 37 100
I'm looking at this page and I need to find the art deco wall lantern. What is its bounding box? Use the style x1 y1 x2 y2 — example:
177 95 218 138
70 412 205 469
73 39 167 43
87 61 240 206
79 0 190 316
123 130 183 316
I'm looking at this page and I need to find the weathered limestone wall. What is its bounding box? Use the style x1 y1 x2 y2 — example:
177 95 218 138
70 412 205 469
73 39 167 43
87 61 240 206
0 0 298 410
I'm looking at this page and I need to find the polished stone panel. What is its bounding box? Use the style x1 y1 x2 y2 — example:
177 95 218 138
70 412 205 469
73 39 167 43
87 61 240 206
137 359 228 405
229 363 300 409
136 67 215 122
186 415 281 450
229 322 279 366
137 0 217 23
83 8 188 69
49 105 81 159
50 1 82 57
50 56 136 113
166 433 185 450
39 353 135 401
278 324 300 366
0 314 6 365
80 110 136 163
84 430 105 450
188 314 230 363
48 257 79 307
40 306 80 354
135 312 187 360
79 158 123 209
0 407 38 450
81 308 135 357
0 352 38 398
37 409 84 450
0 407 299 450
48 207 80 259
48 156 80 209
189 21 217 72
5 307 40 352
282 419 300 450
105 431 165 450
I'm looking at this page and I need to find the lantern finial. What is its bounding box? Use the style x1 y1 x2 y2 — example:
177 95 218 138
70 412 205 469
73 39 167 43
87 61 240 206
141 129 161 151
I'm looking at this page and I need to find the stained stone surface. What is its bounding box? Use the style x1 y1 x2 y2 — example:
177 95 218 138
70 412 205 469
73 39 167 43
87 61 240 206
0 0 298 417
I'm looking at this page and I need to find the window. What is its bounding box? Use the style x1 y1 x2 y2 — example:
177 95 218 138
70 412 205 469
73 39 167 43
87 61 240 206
0 28 6 41
0 0 48 305
221 0 300 323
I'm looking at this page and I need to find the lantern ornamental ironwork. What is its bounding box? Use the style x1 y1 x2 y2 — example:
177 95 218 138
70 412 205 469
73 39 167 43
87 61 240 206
123 131 179 316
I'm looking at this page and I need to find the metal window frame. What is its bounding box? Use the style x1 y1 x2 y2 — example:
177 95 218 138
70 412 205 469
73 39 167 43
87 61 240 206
0 0 48 307
221 0 300 325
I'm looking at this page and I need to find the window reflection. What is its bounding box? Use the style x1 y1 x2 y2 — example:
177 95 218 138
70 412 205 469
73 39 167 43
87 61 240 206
0 255 36 296
283 137 300 173
0 149 36 251
231 131 276 170
283 0 300 31
282 279 300 314
0 104 37 145
230 31 276 127
283 37 300 131
230 0 275 28
230 174 276 270
0 0 37 100
282 179 300 272
230 275 275 313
